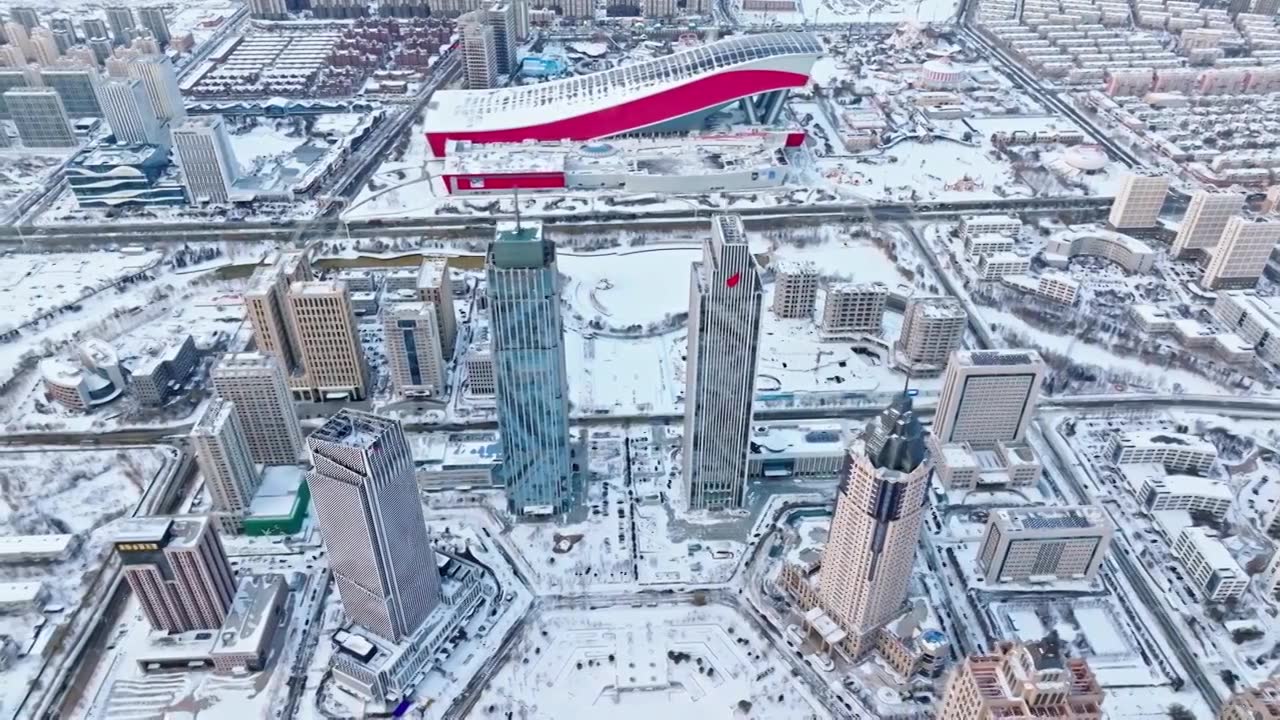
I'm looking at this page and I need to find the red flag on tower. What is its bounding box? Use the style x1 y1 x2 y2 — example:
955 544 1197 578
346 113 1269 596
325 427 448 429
726 273 741 288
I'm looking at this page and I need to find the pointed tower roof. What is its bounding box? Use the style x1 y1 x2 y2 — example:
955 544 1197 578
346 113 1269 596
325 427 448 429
863 392 928 473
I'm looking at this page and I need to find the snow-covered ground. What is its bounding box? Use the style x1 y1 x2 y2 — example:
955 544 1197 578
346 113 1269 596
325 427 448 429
466 603 831 720
0 446 171 719
0 151 69 221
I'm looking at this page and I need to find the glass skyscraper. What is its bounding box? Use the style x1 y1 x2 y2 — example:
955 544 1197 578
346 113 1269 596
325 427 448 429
486 221 577 517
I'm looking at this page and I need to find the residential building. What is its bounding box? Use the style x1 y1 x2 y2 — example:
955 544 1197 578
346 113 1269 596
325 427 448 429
7 7 39 31
976 506 1111 584
464 330 495 397
383 302 446 398
683 214 764 510
137 7 171 47
173 115 239 203
243 251 311 378
771 260 817 319
97 77 165 145
486 2 518 75
113 516 236 634
5 88 75 147
209 353 305 466
461 20 497 89
286 280 368 402
1202 217 1280 290
1172 189 1244 257
937 641 1104 720
1213 291 1280 367
894 295 966 376
820 282 886 336
487 221 576 517
1173 526 1248 602
933 349 1045 448
977 252 1030 280
191 399 262 534
1107 170 1169 229
127 54 185 122
959 214 1022 238
307 410 442 642
40 67 103 117
1258 552 1280 604
1221 678 1280 720
417 257 457 360
0 69 29 117
82 18 109 44
933 440 1041 490
965 233 1015 257
1119 463 1233 520
1108 431 1217 474
810 393 932 656
106 6 136 45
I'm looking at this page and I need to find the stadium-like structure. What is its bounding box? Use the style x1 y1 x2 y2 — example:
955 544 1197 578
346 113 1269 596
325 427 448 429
424 32 823 156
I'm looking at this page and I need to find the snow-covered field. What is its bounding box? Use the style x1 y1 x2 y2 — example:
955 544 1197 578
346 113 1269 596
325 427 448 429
466 603 831 720
0 151 69 221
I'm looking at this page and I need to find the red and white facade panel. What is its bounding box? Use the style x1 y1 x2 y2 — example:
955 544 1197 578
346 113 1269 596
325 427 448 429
424 32 822 156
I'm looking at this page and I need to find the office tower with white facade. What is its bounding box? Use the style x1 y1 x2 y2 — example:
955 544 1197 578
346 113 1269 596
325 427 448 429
97 77 165 145
1172 189 1244 257
243 251 312 379
814 393 931 655
0 44 24 68
30 28 60 65
771 260 817 319
210 353 305 466
937 642 1105 720
5 88 75 147
113 516 237 634
976 506 1112 584
105 6 136 45
683 215 764 511
307 410 442 642
137 7 171 47
2 22 32 61
1107 170 1169 230
383 302 446 398
821 282 887 336
933 349 1045 448
487 221 576 517
417 257 457 360
191 399 262 534
172 115 240 203
127 54 184 122
894 296 966 376
286 281 369 402
1202 216 1280 290
486 1 518 75
461 20 498 89
40 67 103 117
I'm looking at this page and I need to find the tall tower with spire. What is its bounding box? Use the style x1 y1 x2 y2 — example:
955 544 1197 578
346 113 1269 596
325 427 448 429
816 392 932 655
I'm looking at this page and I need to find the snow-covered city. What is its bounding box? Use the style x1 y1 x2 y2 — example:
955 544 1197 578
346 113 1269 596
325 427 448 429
3 0 1280 717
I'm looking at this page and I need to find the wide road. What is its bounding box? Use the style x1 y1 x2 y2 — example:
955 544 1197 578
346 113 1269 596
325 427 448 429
3 195 1115 245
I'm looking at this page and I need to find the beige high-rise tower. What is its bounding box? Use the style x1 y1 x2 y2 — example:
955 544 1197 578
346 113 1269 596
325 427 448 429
1172 189 1244 257
243 251 312 376
417 257 457 360
816 393 931 655
383 302 446 398
894 296 966 376
1202 216 1280 290
210 352 305 466
190 398 261 533
771 261 818 319
113 516 237 634
1107 170 1169 230
933 349 1045 448
286 280 369 401
937 641 1104 720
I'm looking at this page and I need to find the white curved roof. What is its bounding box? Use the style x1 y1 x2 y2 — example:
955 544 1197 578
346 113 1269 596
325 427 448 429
1064 145 1108 171
428 32 822 133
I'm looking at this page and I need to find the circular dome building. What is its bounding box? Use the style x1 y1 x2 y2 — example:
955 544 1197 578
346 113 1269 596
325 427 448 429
920 59 966 89
1062 144 1109 174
